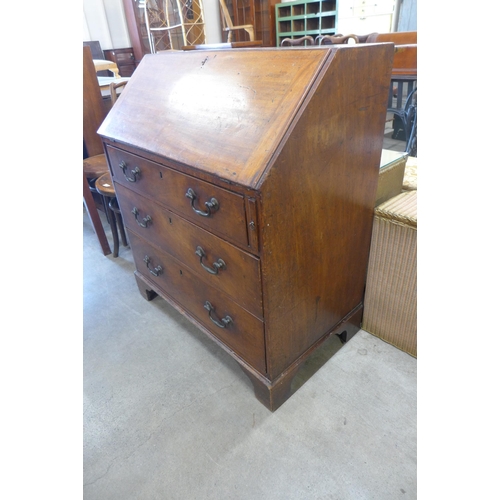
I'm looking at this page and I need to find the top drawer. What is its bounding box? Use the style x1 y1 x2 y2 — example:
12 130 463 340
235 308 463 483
106 145 249 248
114 50 135 64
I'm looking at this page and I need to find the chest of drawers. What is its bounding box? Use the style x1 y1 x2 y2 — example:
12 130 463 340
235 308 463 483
103 47 137 77
98 45 393 411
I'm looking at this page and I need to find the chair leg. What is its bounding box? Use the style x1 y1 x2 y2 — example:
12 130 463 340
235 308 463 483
102 195 120 258
116 213 128 247
83 174 111 256
109 198 128 247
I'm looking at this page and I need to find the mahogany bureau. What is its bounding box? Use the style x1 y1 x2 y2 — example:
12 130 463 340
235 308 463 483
98 45 393 411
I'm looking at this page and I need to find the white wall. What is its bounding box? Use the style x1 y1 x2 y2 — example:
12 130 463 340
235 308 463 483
83 0 130 49
83 0 222 50
396 0 417 31
204 0 223 43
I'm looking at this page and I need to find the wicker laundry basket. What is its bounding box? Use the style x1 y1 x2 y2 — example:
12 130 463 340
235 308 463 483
362 190 417 357
402 155 417 191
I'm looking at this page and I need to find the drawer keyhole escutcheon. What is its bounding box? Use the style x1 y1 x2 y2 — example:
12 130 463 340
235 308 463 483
195 246 226 275
204 301 233 328
185 188 219 217
119 160 141 182
132 207 152 228
143 255 163 277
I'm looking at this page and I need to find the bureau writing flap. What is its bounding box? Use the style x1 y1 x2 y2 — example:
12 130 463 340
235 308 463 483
98 47 332 187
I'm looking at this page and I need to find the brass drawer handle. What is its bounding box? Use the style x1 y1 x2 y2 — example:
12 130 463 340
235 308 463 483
195 246 226 275
119 160 141 182
185 188 219 217
204 301 232 328
132 207 152 228
143 255 162 277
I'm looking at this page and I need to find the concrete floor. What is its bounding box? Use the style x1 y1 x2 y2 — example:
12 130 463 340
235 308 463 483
83 134 416 500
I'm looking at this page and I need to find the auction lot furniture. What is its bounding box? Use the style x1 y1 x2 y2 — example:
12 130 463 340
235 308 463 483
275 0 338 46
363 189 417 357
220 0 277 46
98 45 393 410
219 0 255 42
103 47 137 77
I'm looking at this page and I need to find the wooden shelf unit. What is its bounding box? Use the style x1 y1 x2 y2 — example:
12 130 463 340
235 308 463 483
275 0 338 46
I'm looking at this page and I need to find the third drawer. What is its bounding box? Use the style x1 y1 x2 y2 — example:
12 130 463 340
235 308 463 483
129 230 266 374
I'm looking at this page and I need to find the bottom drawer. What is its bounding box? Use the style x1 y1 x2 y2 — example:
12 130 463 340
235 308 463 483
128 230 266 374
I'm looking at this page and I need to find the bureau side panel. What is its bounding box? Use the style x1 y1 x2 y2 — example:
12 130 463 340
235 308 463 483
258 44 394 379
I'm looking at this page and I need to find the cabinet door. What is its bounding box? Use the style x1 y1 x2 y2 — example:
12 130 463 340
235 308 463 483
254 0 274 46
222 0 254 42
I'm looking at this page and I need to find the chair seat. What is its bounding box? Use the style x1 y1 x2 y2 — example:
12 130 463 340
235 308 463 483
83 154 109 179
95 172 115 198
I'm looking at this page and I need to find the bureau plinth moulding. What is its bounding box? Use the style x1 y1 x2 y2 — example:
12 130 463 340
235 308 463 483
98 45 393 411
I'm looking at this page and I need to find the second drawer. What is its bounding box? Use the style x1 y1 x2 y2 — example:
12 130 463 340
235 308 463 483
116 183 263 319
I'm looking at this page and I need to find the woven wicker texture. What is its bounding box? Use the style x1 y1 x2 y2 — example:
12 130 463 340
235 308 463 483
375 190 417 228
402 156 417 191
363 190 417 357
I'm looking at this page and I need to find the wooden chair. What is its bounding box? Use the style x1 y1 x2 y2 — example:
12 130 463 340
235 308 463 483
94 172 128 258
316 34 359 45
83 41 111 77
83 46 128 256
83 46 111 255
109 79 128 104
355 33 377 43
219 0 254 42
280 36 315 47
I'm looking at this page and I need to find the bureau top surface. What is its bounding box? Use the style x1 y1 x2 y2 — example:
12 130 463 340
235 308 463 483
98 48 333 187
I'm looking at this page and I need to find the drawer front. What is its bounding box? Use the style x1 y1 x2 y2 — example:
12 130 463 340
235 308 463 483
116 183 263 318
353 0 394 9
106 146 249 248
115 51 135 63
336 14 393 33
129 231 266 373
353 5 378 16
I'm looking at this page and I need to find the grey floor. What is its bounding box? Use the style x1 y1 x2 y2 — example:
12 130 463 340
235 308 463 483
83 132 415 500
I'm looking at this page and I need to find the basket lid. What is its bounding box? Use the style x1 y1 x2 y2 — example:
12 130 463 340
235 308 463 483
375 190 417 228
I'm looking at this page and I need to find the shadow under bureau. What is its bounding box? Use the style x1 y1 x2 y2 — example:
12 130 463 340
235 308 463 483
98 45 393 411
